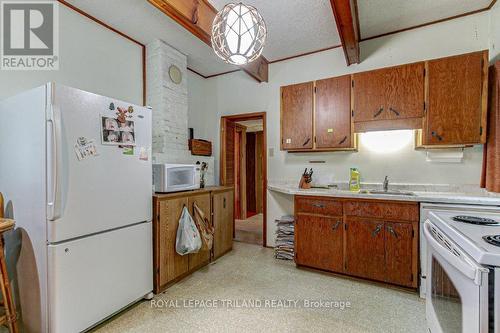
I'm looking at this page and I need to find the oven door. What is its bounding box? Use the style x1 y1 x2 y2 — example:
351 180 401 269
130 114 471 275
424 220 489 333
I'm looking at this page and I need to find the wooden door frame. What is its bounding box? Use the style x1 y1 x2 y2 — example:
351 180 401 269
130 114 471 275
220 112 268 247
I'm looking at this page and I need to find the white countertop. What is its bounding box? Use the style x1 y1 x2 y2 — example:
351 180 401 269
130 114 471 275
268 183 500 206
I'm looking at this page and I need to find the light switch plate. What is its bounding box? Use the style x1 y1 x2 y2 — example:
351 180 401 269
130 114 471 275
269 147 274 157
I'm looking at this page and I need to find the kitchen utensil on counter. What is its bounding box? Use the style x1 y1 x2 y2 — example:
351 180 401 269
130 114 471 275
299 168 313 189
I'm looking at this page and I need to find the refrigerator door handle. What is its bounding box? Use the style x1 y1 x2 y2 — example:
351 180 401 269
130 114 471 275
47 104 62 221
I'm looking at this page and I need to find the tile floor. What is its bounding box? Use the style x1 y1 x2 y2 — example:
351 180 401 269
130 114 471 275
234 213 263 245
93 242 426 333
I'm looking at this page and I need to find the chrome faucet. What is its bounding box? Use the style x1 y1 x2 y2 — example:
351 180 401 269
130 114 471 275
383 176 389 192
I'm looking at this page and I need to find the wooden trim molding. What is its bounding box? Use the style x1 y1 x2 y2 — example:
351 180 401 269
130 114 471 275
329 0 360 65
220 112 268 247
57 0 147 106
147 0 269 83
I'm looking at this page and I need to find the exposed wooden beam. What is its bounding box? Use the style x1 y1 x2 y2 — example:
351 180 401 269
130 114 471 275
147 0 269 83
330 0 360 65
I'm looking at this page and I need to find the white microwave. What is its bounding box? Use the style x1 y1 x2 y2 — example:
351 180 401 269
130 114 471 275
153 164 201 193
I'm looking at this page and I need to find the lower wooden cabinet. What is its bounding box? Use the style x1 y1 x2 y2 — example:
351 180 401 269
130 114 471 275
384 222 415 287
295 214 343 272
294 196 419 289
345 217 386 282
213 189 234 259
187 193 211 271
153 187 234 293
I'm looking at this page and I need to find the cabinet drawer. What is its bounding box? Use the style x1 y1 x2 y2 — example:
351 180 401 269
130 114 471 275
344 201 418 222
295 196 343 216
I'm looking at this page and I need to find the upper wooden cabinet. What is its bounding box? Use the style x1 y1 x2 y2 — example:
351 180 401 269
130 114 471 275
353 62 425 131
281 78 356 152
280 50 488 151
315 75 353 149
280 82 314 150
422 51 488 146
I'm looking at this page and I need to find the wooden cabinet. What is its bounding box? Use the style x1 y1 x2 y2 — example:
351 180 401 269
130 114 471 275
315 75 353 149
353 62 424 131
153 187 234 293
422 51 488 146
280 82 314 150
156 197 189 288
213 189 234 259
344 200 418 288
294 196 418 289
345 217 386 282
385 222 414 287
187 193 211 270
295 196 344 272
281 50 487 148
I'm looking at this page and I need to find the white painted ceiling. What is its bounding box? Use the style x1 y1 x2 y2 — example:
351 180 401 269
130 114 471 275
208 0 341 61
358 0 492 39
236 119 263 132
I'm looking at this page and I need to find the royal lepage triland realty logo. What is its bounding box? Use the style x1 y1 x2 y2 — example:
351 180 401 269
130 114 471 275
1 1 59 70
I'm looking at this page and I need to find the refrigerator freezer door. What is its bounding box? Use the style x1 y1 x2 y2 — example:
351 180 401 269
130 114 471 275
47 222 153 333
47 84 152 242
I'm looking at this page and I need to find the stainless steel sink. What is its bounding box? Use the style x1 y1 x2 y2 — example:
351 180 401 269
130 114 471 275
360 190 415 196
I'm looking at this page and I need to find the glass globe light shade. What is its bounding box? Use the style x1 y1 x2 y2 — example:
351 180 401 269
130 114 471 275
211 2 267 65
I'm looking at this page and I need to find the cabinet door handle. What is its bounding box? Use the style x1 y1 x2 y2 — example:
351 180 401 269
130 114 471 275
431 131 443 141
312 203 325 208
332 221 342 231
372 224 383 237
387 225 398 238
389 107 400 116
303 138 311 146
338 136 347 145
223 197 226 208
373 107 384 118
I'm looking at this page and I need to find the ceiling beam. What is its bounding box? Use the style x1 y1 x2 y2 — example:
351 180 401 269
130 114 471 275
147 0 268 82
330 0 360 65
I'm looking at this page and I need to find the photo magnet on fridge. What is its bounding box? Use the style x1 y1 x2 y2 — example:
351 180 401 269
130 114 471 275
74 137 98 161
101 115 136 146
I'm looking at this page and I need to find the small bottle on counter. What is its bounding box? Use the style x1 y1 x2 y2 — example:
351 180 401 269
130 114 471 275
349 168 360 192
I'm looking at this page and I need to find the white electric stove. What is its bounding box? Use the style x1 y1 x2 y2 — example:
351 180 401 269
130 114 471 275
425 210 500 333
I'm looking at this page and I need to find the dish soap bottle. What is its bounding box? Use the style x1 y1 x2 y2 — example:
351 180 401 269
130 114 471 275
349 168 360 192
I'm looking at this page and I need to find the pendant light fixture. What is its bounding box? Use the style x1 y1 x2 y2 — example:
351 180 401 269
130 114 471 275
211 2 267 65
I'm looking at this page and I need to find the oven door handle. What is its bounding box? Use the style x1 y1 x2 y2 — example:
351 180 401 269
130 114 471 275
423 221 488 285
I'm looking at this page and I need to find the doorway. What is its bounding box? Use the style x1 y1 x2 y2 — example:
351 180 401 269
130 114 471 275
220 113 267 247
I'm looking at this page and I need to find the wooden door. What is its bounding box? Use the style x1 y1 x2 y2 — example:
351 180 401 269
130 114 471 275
385 222 415 287
221 118 235 185
425 51 487 145
295 214 343 272
345 217 386 282
353 63 424 122
255 131 264 213
188 193 211 270
158 197 189 287
352 69 387 122
213 190 234 259
386 62 425 119
315 75 352 148
281 82 314 150
246 132 256 213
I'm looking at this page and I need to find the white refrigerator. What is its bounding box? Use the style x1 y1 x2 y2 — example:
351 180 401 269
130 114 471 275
0 83 153 333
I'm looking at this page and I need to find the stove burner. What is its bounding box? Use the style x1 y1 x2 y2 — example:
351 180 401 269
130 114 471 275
483 235 500 247
453 215 499 225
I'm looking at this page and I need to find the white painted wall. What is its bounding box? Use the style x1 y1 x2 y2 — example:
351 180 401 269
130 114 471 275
187 11 491 246
490 1 500 62
0 4 143 105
